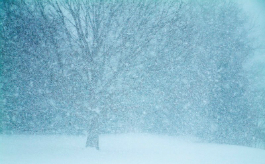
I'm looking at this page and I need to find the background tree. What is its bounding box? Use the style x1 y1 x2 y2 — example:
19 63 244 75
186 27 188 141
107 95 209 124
0 0 67 133
199 2 256 146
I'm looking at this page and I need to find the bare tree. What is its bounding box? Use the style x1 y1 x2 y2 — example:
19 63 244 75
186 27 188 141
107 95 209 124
46 0 182 149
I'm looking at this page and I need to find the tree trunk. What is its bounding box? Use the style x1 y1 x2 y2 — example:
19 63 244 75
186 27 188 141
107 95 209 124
86 114 100 150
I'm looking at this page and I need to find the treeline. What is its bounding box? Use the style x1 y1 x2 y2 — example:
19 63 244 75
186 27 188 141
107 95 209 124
0 0 264 147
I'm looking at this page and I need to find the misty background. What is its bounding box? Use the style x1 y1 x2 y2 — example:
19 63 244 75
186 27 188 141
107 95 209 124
0 0 265 148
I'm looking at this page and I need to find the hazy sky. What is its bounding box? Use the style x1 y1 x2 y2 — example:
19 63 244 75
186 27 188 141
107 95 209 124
238 0 265 89
240 0 265 45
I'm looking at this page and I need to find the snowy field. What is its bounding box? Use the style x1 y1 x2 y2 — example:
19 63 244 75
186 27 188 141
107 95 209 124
1 133 265 164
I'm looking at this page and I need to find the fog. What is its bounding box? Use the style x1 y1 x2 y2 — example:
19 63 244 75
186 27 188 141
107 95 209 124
239 0 265 85
1 0 265 150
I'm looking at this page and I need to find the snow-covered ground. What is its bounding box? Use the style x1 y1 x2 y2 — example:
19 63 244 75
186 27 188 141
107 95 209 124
1 133 265 164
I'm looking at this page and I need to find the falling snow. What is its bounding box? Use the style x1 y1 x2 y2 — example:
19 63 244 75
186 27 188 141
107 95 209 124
1 0 265 163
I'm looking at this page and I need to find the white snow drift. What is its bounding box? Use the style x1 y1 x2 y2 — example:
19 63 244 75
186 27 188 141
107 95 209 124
1 134 265 164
